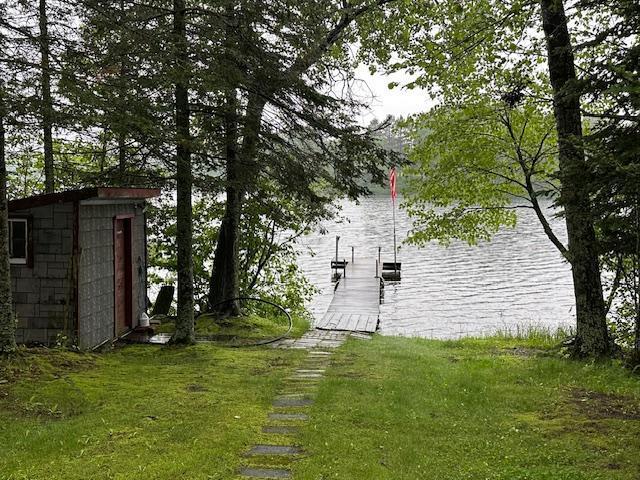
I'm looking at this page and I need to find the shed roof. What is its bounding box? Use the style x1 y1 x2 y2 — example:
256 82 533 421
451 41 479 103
8 187 161 211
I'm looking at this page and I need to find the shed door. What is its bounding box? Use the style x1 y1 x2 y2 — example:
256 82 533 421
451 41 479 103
114 217 133 336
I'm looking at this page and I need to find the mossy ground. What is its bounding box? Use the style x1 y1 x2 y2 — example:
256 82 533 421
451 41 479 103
155 311 309 344
0 331 638 480
0 344 305 480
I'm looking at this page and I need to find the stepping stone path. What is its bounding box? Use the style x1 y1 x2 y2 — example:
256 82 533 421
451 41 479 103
238 329 366 478
246 445 303 456
272 396 314 408
270 329 349 349
238 468 291 479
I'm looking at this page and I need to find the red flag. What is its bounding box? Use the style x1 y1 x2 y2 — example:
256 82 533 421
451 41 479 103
389 167 397 202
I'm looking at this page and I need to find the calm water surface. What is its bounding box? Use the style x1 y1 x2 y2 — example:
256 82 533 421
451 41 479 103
297 196 575 338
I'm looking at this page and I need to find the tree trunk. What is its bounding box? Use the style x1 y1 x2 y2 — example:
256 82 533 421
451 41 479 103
208 8 264 316
634 202 640 358
0 100 16 354
208 93 266 314
116 0 127 180
118 132 126 177
208 191 242 315
172 0 194 343
208 88 241 315
540 0 610 357
39 0 54 194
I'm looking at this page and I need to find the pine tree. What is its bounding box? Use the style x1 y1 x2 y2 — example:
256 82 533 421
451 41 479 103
0 83 16 354
39 0 55 193
172 0 195 343
207 0 399 313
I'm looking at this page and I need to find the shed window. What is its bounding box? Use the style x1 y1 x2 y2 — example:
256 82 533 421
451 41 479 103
9 218 28 265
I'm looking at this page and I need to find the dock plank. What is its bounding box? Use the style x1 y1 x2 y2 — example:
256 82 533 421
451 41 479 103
315 259 380 333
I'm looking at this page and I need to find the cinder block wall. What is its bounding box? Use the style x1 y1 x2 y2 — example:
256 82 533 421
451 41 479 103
11 203 75 345
78 203 146 349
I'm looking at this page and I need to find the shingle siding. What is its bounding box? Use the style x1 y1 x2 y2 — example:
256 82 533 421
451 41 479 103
78 203 147 349
11 203 75 346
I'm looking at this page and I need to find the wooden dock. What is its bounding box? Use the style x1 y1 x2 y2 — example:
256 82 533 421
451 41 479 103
315 258 381 333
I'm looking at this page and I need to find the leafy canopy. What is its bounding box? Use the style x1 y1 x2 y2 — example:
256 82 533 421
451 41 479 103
403 98 558 246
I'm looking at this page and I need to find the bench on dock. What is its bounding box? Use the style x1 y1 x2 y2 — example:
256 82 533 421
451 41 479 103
331 260 348 269
381 261 401 281
382 262 401 271
331 259 348 281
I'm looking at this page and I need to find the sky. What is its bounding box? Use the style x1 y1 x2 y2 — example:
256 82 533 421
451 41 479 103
354 65 437 125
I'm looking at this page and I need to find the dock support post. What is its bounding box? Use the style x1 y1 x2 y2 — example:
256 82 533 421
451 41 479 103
351 246 354 264
334 235 340 279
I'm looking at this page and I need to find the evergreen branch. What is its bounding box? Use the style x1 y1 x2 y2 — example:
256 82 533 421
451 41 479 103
290 0 397 76
582 111 639 123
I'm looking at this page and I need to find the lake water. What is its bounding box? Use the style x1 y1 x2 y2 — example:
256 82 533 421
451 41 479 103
296 196 575 338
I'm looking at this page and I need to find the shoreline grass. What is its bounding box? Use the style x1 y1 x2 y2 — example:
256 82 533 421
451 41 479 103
294 334 640 480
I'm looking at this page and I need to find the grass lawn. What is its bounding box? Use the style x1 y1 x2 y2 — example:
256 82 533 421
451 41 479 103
294 335 640 480
0 344 304 480
1 332 639 480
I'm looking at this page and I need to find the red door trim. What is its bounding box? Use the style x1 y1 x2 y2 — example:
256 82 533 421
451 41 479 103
113 214 135 337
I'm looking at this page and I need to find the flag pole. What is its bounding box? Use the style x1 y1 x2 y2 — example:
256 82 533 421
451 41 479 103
390 166 398 274
392 195 397 274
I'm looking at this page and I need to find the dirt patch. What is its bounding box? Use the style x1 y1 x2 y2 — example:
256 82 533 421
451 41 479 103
569 388 640 420
185 383 208 393
553 420 611 435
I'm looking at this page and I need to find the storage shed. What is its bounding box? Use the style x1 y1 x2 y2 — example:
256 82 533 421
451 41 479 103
8 187 161 349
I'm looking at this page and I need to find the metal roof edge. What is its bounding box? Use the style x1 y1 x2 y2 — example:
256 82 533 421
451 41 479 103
8 187 161 211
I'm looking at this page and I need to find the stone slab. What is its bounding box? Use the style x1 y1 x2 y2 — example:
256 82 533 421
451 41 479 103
273 397 314 407
245 445 303 456
238 467 291 479
281 380 320 387
271 329 348 350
